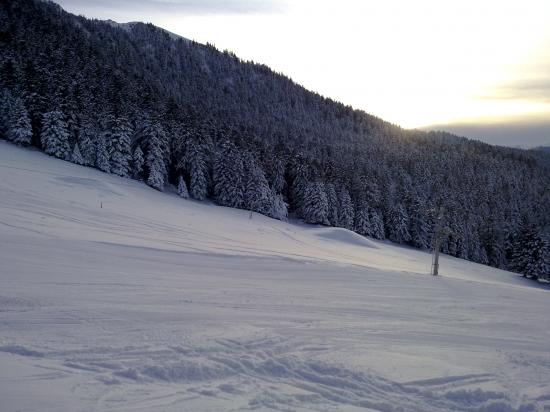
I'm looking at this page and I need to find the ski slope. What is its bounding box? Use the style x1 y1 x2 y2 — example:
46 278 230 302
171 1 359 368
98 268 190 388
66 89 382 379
1 140 549 412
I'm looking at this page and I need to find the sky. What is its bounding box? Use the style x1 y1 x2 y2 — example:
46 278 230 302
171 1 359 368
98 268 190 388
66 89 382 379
55 0 550 148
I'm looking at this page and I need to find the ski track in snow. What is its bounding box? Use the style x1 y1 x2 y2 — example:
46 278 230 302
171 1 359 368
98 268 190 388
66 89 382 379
1 141 550 412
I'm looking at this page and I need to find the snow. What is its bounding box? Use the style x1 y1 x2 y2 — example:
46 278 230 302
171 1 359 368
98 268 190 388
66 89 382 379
0 140 549 411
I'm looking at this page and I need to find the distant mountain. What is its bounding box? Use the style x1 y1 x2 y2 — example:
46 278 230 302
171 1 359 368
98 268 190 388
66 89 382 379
0 0 549 276
424 120 550 149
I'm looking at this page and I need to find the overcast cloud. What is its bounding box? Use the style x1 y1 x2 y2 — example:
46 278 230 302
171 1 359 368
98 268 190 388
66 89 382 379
56 0 287 17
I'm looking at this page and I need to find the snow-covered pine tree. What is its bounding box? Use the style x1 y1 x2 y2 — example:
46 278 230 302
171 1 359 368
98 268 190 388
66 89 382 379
144 121 168 191
454 223 469 260
177 175 189 198
271 157 286 194
387 203 411 243
289 155 308 214
40 111 70 159
325 183 339 227
95 136 111 173
409 198 431 249
213 140 244 208
512 223 549 279
243 153 271 215
106 116 132 177
184 137 210 201
368 207 385 239
354 203 370 236
190 157 208 200
70 142 85 165
7 97 32 145
480 222 506 268
467 229 486 264
269 192 288 221
0 89 12 138
338 188 354 230
78 120 97 166
132 146 145 180
302 182 329 225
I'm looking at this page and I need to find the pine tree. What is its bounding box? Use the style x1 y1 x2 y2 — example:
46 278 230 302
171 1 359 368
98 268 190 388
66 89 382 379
302 182 329 225
177 175 189 198
7 97 32 145
0 89 12 138
70 142 85 165
269 192 288 221
271 157 286 194
368 207 385 239
79 120 97 166
40 111 70 159
106 116 132 177
213 140 244 208
184 137 210 201
338 188 354 230
512 223 549 279
325 183 339 227
144 121 167 191
409 199 431 249
354 203 370 236
289 155 308 214
95 136 111 173
387 203 411 243
132 146 145 179
243 153 271 215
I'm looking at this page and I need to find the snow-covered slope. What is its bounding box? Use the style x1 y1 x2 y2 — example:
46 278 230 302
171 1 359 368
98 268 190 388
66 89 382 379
1 141 549 412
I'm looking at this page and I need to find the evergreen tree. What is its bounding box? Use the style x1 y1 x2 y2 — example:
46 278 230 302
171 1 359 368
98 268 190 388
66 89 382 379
409 199 431 249
95 136 111 173
289 155 308 214
271 157 286 194
213 140 244 208
40 111 70 159
368 207 385 239
70 142 85 165
185 137 210 201
387 203 411 243
242 152 272 215
338 188 354 230
79 120 98 166
0 89 13 138
177 175 189 198
145 122 167 190
512 223 549 279
269 192 288 221
106 116 132 177
132 146 145 179
302 182 329 225
7 97 32 145
325 183 339 227
354 203 370 236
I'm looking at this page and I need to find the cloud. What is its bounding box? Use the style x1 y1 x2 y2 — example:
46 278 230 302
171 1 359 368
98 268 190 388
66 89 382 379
56 0 287 16
479 49 550 103
482 78 550 103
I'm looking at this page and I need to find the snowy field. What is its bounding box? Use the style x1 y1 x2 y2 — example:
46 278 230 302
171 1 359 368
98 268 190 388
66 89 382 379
1 140 549 412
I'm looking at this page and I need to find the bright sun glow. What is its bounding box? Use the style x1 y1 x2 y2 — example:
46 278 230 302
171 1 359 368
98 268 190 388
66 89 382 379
59 0 550 129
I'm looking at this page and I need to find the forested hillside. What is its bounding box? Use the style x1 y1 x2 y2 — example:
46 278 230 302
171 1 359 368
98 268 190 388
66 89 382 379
0 0 548 278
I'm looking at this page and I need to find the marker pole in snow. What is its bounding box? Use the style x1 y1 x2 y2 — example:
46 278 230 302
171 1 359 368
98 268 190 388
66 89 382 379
431 207 445 276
